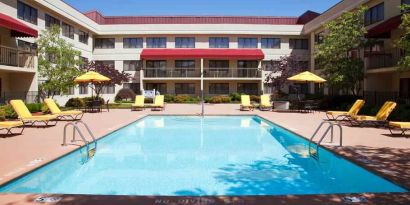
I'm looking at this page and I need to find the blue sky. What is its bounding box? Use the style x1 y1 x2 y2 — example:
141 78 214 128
63 0 341 16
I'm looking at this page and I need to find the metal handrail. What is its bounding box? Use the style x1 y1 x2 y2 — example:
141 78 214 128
308 121 343 157
62 121 97 162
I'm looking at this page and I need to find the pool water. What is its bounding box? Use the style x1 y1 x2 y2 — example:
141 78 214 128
0 116 406 196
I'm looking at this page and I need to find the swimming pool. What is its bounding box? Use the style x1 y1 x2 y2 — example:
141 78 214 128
0 116 406 196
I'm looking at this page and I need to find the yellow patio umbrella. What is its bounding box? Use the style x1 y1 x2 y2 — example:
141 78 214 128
74 71 110 98
287 71 326 83
287 71 326 100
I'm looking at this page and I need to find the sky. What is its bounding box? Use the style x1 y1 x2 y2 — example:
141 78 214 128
63 0 341 17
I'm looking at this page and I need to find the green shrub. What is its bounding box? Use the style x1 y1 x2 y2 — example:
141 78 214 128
0 108 6 121
208 96 231 103
65 98 85 108
389 104 410 121
229 92 242 102
83 97 105 104
164 94 175 103
318 95 359 110
250 95 260 102
2 105 17 119
26 103 43 113
144 98 154 104
174 95 190 103
115 88 136 102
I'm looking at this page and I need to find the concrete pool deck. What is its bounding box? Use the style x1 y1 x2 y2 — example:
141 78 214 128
0 104 409 205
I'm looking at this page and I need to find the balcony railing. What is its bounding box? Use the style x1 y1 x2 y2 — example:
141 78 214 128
0 45 36 69
144 68 201 78
204 68 261 78
366 50 402 70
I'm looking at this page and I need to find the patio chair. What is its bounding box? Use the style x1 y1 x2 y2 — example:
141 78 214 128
351 101 397 127
0 121 25 135
326 99 365 120
240 95 253 111
10 100 58 127
151 95 165 111
132 95 145 111
44 98 83 120
259 94 272 111
388 122 410 136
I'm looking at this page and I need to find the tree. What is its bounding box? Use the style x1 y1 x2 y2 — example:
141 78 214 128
315 7 367 96
264 55 307 98
397 5 410 71
37 25 82 98
81 61 132 98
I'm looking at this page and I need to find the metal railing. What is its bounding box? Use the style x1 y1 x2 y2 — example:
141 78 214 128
364 91 410 105
0 91 40 104
365 50 402 70
144 68 201 78
0 45 36 69
204 68 261 78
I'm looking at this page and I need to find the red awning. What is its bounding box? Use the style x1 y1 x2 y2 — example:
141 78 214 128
366 15 402 38
140 49 265 60
0 13 38 38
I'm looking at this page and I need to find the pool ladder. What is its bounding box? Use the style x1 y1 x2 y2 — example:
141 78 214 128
308 121 343 159
62 121 97 162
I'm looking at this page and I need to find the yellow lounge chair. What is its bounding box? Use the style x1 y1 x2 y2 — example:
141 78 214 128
240 95 253 111
389 122 410 136
352 101 397 127
0 121 24 135
259 94 272 111
132 95 145 111
10 100 58 127
151 95 165 111
44 98 83 120
326 99 365 120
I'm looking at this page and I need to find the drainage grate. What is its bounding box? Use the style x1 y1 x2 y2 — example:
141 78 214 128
34 196 62 203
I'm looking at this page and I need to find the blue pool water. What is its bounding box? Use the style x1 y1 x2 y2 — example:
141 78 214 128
0 116 406 196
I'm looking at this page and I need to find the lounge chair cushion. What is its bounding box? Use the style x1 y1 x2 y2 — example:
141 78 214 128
390 122 410 129
10 100 33 119
60 110 83 115
326 111 349 115
327 99 365 117
260 95 271 107
0 121 24 128
153 95 164 107
353 115 377 121
132 95 145 107
241 95 252 107
45 98 82 116
23 115 58 121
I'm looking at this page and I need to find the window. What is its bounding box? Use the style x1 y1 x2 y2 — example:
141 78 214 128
79 30 89 44
123 38 143 48
123 83 140 94
209 37 229 48
175 83 196 95
79 57 88 69
45 14 60 28
237 60 258 68
147 37 167 48
17 1 37 25
62 22 74 39
289 39 309 50
123 60 141 71
238 38 258 48
175 37 195 48
66 87 75 95
261 38 281 49
364 3 384 26
175 60 195 68
314 32 324 44
209 60 229 69
95 38 115 49
262 60 280 71
79 84 88 95
146 60 166 68
237 83 258 95
95 61 115 68
145 83 167 94
101 85 115 94
17 40 36 52
209 83 229 95
403 0 410 4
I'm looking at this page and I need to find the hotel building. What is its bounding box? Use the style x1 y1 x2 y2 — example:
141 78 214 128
0 0 409 105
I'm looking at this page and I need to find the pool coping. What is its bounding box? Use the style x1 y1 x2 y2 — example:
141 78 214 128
0 113 409 205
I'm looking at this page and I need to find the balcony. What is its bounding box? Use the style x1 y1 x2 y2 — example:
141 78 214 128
0 45 35 70
144 68 201 78
365 50 401 70
204 68 261 78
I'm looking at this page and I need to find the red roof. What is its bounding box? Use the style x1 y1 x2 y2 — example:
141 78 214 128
140 49 265 60
0 13 38 38
366 15 402 38
84 11 300 25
